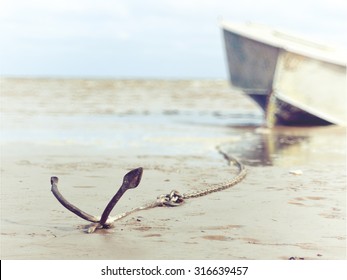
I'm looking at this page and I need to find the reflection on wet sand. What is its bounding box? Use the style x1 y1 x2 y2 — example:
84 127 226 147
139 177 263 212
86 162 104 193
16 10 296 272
222 126 345 167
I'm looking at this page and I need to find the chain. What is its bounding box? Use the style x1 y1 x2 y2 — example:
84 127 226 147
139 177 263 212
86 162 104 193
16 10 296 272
108 145 246 225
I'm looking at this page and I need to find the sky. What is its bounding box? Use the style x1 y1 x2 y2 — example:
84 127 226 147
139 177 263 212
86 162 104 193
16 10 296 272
0 0 346 79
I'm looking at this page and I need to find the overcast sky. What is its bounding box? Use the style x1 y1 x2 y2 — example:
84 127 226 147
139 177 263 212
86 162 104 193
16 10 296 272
1 0 346 79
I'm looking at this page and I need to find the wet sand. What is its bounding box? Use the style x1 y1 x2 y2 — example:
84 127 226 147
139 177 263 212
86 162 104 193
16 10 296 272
1 78 346 259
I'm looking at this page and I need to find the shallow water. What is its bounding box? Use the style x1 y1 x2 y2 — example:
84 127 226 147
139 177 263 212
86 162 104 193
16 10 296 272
2 78 345 162
1 78 261 156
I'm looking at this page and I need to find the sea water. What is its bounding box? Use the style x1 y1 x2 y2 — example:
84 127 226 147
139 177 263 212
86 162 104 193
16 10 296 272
1 77 345 165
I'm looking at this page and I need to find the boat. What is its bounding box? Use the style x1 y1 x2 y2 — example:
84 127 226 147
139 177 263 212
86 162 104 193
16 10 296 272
221 21 347 126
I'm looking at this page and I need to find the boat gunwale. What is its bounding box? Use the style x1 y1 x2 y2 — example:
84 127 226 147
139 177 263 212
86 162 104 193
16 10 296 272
221 21 347 67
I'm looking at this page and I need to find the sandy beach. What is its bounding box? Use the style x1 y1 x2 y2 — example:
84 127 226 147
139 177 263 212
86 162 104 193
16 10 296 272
1 78 345 259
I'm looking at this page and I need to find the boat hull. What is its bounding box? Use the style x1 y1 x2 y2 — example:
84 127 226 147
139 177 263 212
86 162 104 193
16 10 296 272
222 22 347 126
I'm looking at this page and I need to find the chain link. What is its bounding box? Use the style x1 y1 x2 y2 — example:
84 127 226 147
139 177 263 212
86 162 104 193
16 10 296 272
105 145 246 229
